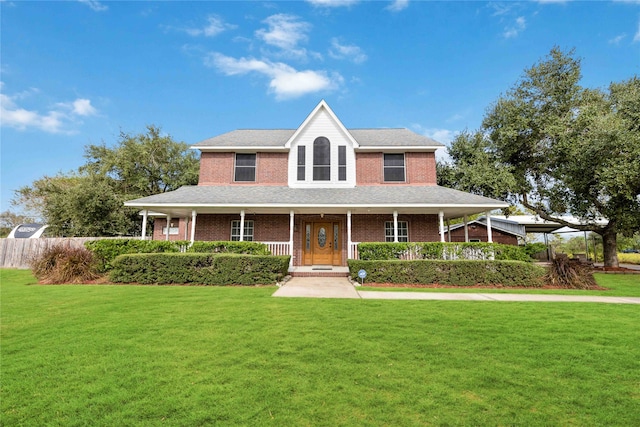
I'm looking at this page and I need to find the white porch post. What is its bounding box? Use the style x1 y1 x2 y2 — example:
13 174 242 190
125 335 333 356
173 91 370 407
190 210 197 244
347 210 352 259
463 215 469 243
393 210 399 243
486 211 493 243
141 209 148 240
447 219 451 243
165 214 171 241
289 210 295 268
239 210 245 242
439 211 445 243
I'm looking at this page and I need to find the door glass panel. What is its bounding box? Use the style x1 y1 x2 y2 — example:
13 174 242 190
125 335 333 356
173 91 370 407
318 227 326 248
334 224 339 250
306 224 311 250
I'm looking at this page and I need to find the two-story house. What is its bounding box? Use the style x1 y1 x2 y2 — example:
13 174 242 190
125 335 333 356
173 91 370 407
125 100 508 269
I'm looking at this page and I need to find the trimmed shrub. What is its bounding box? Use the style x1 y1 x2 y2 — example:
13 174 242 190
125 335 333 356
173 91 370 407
31 245 100 284
85 239 271 272
348 259 546 287
109 253 290 285
186 241 270 255
357 242 533 262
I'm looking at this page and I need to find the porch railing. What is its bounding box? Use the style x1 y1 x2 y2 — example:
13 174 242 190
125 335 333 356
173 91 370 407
263 241 291 256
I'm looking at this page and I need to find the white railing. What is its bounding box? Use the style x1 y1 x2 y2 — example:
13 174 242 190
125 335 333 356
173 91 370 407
350 242 360 260
262 241 291 256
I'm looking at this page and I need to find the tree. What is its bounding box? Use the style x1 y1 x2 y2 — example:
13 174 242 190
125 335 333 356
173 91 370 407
443 48 640 266
12 126 199 237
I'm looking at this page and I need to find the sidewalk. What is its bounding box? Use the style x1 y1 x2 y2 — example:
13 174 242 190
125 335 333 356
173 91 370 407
273 277 640 304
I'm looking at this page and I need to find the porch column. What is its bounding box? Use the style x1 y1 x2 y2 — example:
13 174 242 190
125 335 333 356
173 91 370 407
190 210 197 244
165 214 171 241
447 219 451 243
239 210 245 242
289 210 294 267
463 215 469 243
141 209 148 240
439 211 445 242
347 210 352 259
485 211 493 243
393 210 399 243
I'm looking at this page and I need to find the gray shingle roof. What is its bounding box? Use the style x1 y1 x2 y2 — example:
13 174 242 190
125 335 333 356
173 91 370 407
192 128 444 149
126 185 505 208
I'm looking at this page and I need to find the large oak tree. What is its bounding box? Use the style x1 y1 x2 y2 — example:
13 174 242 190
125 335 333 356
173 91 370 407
12 125 199 237
440 48 640 267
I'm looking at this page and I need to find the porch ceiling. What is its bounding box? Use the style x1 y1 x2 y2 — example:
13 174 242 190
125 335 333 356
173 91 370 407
128 185 508 221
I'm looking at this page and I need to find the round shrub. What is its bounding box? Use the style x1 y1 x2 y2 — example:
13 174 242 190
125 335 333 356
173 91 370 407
31 245 100 284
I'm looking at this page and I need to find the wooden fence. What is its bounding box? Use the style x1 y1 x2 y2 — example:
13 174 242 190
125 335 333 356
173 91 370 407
0 238 106 269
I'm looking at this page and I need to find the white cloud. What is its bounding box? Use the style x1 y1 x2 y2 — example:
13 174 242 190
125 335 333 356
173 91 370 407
328 38 367 63
0 83 97 133
256 14 311 59
504 16 526 38
77 0 108 12
306 0 359 7
185 15 236 37
386 0 409 12
609 34 626 44
634 20 640 43
205 53 342 100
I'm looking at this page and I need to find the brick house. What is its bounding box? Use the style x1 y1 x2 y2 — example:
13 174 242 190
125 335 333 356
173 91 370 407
125 101 508 269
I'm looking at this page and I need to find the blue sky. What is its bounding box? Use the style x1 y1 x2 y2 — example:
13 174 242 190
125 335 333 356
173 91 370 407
2 0 639 214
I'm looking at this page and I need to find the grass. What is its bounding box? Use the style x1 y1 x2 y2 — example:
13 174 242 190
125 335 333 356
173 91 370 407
360 273 640 296
2 269 639 426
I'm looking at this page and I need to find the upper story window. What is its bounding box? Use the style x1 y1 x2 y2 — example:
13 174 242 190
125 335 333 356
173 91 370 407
235 153 256 182
338 146 346 181
297 146 306 181
383 153 405 182
313 137 331 181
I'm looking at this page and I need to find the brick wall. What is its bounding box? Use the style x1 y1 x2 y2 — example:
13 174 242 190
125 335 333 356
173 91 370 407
355 152 437 185
198 150 437 186
351 214 440 242
152 218 189 241
193 214 290 242
445 224 519 245
198 152 288 185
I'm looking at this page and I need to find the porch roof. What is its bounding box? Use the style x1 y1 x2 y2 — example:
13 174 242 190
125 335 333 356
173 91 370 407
125 185 508 220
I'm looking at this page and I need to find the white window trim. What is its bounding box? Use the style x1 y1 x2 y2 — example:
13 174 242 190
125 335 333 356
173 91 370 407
162 226 180 235
385 221 408 242
231 220 254 241
234 153 257 183
383 153 406 183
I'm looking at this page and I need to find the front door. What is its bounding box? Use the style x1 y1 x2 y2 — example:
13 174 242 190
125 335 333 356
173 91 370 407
312 222 333 265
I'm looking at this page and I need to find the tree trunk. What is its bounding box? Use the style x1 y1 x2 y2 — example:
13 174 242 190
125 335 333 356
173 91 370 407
601 230 619 268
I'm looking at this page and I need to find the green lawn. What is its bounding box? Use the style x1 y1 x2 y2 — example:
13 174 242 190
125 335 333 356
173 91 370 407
2 269 639 426
360 273 640 296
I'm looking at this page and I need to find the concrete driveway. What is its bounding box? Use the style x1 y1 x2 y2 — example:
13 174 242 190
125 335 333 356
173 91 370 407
273 277 640 304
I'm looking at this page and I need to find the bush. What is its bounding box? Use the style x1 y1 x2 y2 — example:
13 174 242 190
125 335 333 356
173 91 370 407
31 245 100 284
348 259 546 287
85 239 271 272
545 254 597 289
109 253 290 285
186 241 270 255
357 242 533 262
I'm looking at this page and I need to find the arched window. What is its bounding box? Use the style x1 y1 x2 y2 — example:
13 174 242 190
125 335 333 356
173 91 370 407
313 137 331 181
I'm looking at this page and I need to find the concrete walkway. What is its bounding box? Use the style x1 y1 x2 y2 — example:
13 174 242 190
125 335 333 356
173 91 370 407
273 277 640 304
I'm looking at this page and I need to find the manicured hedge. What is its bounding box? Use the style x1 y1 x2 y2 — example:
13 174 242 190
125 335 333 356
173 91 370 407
357 242 533 262
85 239 270 272
348 259 546 287
109 253 290 285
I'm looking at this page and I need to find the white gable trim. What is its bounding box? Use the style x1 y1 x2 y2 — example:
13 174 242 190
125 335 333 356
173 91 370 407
284 100 359 149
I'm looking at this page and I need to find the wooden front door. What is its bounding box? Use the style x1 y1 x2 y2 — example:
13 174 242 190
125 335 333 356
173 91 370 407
302 221 342 266
312 222 333 265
